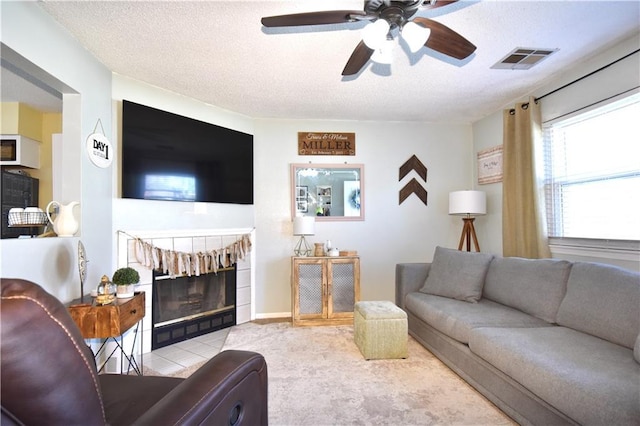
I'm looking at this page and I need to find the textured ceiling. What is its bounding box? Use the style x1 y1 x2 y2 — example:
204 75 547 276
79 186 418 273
4 1 640 123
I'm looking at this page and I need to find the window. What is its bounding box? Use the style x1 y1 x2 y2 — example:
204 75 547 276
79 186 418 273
543 92 640 242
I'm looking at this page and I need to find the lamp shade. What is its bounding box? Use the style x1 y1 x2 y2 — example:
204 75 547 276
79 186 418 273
293 216 315 236
362 19 390 49
449 191 486 216
371 39 394 64
402 21 431 53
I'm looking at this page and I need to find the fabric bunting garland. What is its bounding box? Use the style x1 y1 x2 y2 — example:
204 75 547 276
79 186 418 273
133 234 252 279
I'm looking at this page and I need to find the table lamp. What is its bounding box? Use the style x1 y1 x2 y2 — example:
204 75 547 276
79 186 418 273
449 190 486 252
293 216 315 256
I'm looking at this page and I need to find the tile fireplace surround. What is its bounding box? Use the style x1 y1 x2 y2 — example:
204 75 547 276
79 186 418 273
116 228 254 355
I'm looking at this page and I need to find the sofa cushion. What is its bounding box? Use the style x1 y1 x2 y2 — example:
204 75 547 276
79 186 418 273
483 257 571 323
420 246 494 303
405 292 551 344
634 334 640 364
469 326 640 426
556 262 640 349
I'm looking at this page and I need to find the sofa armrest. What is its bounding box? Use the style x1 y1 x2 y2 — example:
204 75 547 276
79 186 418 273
396 263 431 310
134 350 268 426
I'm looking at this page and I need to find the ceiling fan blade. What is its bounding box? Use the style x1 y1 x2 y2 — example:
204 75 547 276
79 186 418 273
342 41 374 76
261 10 366 27
413 17 476 59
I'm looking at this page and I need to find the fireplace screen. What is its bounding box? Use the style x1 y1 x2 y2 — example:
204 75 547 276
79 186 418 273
152 266 236 349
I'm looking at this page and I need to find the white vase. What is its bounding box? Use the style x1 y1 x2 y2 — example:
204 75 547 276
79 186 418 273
116 284 135 299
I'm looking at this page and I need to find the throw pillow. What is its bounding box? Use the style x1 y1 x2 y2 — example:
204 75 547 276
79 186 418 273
556 261 640 349
483 257 571 323
420 246 494 303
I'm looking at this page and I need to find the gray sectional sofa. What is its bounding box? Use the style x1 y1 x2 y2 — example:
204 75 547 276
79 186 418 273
396 246 640 426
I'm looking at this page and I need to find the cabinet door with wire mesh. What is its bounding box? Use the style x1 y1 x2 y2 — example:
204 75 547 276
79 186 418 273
292 258 326 323
327 257 360 319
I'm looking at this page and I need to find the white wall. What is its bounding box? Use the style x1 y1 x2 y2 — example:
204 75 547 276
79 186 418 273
472 33 640 271
1 1 474 316
538 33 640 124
470 112 503 256
254 119 473 315
1 2 113 301
111 77 473 317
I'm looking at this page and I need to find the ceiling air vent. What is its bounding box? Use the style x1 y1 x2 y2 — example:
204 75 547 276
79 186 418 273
491 47 558 70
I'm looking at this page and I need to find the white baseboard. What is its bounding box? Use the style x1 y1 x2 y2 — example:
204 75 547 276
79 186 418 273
255 311 291 320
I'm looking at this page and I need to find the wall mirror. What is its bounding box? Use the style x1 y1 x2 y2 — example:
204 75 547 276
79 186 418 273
291 163 364 221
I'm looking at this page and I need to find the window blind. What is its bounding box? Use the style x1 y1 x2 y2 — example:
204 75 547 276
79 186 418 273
543 92 640 241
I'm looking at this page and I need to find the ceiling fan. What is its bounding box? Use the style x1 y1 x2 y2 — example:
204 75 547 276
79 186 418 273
261 0 476 76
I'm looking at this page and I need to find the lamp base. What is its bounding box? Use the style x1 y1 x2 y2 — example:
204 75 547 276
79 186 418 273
457 217 481 252
294 235 312 257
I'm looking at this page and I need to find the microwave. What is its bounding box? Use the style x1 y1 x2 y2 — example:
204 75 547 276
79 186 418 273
0 135 40 168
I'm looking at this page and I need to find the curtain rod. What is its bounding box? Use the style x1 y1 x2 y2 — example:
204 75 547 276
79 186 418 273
535 48 640 102
542 86 640 124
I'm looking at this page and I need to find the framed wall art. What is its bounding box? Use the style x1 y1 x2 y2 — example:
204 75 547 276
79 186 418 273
295 186 308 213
477 145 503 184
296 200 308 214
296 185 308 200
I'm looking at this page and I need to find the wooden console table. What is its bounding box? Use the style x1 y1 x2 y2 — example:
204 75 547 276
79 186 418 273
68 292 145 375
291 256 360 326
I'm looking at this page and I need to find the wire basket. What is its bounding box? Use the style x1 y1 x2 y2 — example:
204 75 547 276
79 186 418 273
8 211 49 227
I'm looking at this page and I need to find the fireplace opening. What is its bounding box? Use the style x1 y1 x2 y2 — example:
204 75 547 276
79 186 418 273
152 266 236 350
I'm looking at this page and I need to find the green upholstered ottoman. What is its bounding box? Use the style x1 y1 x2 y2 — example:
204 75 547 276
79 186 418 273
354 301 408 360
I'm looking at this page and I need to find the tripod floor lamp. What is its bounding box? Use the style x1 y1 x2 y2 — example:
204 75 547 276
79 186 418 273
449 190 486 252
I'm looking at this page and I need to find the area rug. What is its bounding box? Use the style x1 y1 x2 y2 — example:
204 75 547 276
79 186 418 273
219 322 515 425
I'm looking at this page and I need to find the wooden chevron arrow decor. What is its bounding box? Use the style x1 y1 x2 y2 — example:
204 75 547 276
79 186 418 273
399 178 428 206
399 154 427 182
399 155 428 205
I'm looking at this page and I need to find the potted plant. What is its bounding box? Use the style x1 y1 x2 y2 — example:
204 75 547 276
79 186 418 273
112 267 140 299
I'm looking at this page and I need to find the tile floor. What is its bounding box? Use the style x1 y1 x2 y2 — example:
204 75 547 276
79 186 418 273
142 327 230 376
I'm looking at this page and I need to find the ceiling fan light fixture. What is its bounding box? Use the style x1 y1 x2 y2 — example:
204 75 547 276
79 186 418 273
262 1 477 76
371 38 394 64
402 21 431 53
362 19 390 49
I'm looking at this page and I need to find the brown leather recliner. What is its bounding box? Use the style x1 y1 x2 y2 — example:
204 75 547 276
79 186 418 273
0 278 268 425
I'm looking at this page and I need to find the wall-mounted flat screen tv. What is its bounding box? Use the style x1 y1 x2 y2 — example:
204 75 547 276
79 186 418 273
121 100 253 204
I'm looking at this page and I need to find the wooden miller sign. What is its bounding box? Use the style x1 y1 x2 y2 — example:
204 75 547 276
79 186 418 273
298 132 356 156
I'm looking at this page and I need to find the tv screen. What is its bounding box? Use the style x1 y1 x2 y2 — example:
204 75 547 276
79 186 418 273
121 100 253 204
